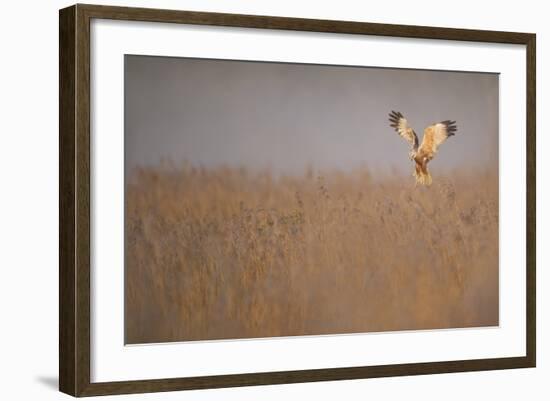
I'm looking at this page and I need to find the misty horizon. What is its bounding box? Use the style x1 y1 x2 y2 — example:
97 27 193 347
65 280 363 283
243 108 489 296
125 55 498 176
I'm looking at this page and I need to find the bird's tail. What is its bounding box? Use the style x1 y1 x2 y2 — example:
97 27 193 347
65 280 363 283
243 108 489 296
413 164 432 186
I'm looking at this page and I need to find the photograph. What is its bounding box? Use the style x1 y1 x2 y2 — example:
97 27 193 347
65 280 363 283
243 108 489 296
123 55 499 345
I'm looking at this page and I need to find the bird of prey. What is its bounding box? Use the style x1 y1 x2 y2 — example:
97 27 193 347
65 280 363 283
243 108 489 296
388 111 457 186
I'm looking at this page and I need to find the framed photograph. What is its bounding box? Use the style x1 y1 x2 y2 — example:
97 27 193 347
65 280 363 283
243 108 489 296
59 4 536 397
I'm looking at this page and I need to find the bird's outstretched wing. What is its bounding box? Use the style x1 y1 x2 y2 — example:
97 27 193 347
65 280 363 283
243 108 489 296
418 120 457 158
388 111 418 151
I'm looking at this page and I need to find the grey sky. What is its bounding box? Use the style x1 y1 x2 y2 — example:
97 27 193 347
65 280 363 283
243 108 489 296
125 55 498 175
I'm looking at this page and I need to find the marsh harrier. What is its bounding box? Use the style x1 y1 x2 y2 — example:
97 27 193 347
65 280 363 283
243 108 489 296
388 111 457 186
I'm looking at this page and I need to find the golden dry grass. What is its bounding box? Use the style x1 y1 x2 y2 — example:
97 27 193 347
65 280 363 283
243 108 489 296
125 165 498 344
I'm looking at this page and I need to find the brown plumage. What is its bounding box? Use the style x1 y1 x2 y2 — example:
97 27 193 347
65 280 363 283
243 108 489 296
388 111 457 186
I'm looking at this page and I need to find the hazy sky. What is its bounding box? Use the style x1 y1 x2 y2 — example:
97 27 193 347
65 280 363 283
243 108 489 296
125 55 498 175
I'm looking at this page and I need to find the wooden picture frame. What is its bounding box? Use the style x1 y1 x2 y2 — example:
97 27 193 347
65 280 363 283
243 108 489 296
59 3 536 397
